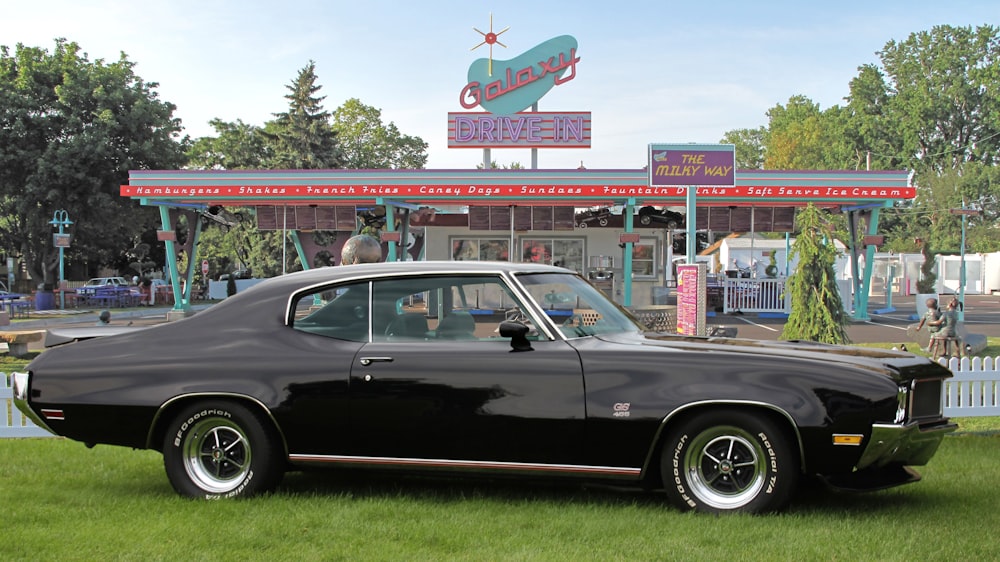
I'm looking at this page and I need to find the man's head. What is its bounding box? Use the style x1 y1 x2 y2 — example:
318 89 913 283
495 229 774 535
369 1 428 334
341 234 383 265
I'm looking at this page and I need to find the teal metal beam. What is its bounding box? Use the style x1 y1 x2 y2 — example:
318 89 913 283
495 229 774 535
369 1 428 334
622 198 635 306
379 198 398 262
289 230 309 271
685 185 697 262
157 207 194 313
853 206 883 321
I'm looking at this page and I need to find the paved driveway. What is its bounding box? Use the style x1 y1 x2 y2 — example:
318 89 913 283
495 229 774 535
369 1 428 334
710 293 1000 345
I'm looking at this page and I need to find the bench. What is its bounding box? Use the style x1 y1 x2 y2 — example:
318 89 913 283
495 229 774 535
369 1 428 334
0 330 45 358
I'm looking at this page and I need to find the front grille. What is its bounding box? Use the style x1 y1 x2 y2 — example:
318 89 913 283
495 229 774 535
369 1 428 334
910 379 944 420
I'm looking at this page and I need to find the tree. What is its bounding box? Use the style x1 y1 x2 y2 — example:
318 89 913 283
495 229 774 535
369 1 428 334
476 161 525 169
842 64 910 171
265 61 342 169
719 127 766 170
876 25 1000 173
186 119 270 170
332 98 428 169
764 96 852 170
0 39 185 288
781 204 850 344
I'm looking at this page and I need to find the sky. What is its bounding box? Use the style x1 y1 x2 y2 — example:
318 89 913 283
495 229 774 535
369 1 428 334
3 1 997 170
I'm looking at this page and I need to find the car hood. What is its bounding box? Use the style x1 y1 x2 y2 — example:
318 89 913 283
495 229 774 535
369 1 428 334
626 332 951 383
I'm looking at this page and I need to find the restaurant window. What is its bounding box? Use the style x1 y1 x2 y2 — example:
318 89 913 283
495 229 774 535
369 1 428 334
631 238 657 278
451 238 510 261
520 238 584 273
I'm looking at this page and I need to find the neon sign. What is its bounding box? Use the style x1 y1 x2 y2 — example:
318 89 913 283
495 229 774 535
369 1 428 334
459 35 580 115
447 112 591 148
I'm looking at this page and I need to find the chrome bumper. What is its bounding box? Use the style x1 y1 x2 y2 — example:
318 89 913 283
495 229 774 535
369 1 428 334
856 420 957 470
9 371 55 435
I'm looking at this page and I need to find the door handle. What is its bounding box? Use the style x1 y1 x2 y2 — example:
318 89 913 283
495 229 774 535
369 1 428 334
359 356 394 366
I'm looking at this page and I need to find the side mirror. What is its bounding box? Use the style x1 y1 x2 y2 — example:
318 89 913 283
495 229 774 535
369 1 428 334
499 321 533 352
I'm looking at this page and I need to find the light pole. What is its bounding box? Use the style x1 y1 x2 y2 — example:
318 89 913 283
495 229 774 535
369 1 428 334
49 210 72 310
949 203 983 322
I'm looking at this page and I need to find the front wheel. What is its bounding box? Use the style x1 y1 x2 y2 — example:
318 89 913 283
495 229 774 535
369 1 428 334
163 401 284 499
661 410 797 513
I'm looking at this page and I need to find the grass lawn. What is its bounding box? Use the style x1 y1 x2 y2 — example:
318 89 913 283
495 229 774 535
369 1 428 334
854 336 1000 359
1 435 998 561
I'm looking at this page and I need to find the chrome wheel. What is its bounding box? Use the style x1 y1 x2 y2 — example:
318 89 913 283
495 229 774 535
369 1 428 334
682 425 766 510
662 410 796 513
181 417 252 494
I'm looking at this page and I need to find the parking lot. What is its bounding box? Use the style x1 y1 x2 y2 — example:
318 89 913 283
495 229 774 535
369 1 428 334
710 293 1000 345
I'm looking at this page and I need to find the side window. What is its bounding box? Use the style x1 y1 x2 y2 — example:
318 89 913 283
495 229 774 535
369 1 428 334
291 281 371 342
369 275 541 342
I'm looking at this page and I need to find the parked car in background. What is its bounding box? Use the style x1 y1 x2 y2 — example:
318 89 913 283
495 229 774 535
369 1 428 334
75 277 130 297
218 269 252 281
637 206 684 228
12 261 955 513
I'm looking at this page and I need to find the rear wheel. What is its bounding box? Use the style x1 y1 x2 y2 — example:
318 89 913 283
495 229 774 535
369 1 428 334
162 401 284 499
661 410 797 513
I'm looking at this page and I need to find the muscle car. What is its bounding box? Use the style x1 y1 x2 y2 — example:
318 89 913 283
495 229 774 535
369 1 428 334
12 261 955 512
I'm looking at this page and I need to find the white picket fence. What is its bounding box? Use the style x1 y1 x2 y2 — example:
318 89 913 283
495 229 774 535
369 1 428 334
1 372 52 438
939 356 1000 417
4 360 1000 438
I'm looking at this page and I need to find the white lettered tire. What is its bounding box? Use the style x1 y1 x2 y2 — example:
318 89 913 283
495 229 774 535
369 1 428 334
163 401 284 499
661 410 797 513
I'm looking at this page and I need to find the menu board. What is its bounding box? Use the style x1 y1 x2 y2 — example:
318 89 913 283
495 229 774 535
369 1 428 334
676 263 707 336
256 205 359 231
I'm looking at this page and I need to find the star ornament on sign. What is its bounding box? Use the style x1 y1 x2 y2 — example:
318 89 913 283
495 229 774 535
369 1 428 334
470 13 510 77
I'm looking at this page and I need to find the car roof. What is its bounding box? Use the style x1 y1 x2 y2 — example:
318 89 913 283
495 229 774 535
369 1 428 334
247 260 571 295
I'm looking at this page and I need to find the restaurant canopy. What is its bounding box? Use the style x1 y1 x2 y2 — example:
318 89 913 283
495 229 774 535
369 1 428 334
122 168 912 319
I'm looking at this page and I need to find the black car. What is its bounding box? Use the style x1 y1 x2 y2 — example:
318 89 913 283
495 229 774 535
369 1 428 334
12 261 955 513
637 206 684 228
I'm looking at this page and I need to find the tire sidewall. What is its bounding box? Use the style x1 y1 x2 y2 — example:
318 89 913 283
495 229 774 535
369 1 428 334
163 401 279 499
662 410 796 514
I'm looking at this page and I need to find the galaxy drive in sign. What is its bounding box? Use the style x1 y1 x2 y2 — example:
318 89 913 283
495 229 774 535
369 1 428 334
648 143 736 187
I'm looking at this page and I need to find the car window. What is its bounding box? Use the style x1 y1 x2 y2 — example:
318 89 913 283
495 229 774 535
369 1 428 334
515 272 645 338
372 275 537 342
291 281 371 342
290 274 558 343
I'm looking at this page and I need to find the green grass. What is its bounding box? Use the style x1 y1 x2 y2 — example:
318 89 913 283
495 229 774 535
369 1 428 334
853 336 1000 358
1 435 999 561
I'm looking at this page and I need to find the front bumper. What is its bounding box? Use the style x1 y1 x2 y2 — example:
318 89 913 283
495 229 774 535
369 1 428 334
9 371 55 435
856 420 957 470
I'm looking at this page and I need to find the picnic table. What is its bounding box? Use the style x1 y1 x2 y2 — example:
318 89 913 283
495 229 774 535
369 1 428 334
0 292 30 318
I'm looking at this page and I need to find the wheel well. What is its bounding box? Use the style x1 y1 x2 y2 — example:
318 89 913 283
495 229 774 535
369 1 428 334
641 403 804 489
147 394 287 456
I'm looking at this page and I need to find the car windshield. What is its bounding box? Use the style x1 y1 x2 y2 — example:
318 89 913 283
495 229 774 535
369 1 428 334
515 272 644 338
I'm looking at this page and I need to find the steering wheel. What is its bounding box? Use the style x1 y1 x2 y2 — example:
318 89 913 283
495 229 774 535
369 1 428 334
562 314 584 328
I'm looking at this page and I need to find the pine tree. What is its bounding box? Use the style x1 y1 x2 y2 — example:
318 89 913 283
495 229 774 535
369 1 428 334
780 204 851 344
266 61 343 169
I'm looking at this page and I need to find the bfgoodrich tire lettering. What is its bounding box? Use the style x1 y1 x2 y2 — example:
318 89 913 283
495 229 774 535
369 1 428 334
162 401 284 499
661 410 797 514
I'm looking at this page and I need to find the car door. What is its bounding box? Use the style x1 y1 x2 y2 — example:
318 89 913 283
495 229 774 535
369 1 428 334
346 275 587 467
